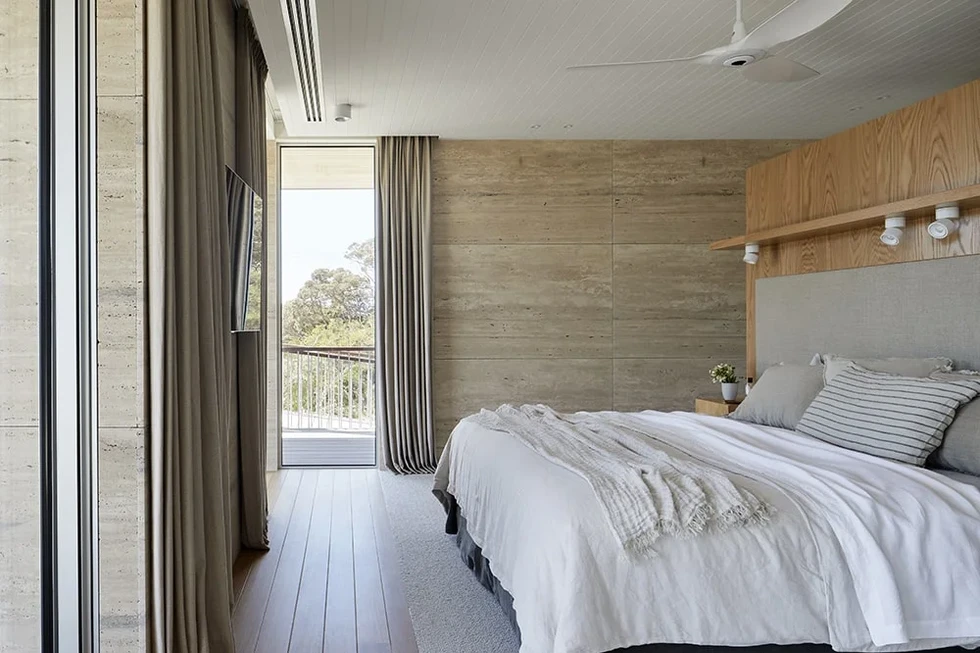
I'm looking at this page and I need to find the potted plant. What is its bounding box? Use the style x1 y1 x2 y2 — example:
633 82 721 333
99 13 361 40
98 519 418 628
709 363 739 402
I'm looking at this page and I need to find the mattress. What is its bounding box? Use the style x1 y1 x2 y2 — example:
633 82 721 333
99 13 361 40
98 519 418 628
434 410 980 653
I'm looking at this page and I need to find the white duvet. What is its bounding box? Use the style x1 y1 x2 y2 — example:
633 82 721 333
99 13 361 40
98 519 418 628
436 410 980 653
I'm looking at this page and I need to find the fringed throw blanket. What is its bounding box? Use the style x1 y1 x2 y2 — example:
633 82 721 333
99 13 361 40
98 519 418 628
469 405 773 554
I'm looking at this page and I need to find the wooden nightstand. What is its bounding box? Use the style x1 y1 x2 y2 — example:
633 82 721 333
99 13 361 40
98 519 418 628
695 396 742 417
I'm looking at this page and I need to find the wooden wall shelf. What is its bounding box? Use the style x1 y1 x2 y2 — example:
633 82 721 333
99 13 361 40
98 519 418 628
710 183 980 251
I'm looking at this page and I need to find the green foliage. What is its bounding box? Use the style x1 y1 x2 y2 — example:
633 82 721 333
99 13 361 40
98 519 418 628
243 196 265 330
281 238 377 423
282 356 374 419
709 363 738 384
282 238 375 346
345 239 375 281
244 265 263 330
299 319 374 347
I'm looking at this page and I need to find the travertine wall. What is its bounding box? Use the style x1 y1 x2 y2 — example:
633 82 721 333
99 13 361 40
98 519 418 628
97 0 147 649
0 1 41 650
0 1 149 646
2 1 246 649
431 140 803 448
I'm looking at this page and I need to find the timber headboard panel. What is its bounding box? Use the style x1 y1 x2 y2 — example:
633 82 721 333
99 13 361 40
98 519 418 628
745 79 980 377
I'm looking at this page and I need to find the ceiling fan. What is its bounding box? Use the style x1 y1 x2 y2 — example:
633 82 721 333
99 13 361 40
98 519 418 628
567 0 853 83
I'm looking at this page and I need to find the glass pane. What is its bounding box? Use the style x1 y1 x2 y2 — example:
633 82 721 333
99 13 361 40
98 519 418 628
278 146 377 467
0 0 41 649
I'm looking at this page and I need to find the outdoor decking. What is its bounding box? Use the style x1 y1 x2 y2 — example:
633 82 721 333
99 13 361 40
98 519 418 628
281 429 376 467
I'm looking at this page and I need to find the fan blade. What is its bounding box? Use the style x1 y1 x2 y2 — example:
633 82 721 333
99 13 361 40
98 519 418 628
567 53 713 71
741 0 853 51
741 55 819 83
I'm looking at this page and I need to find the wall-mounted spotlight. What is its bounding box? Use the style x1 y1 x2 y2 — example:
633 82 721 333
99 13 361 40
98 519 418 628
879 214 906 247
743 242 760 265
928 202 959 240
334 103 352 122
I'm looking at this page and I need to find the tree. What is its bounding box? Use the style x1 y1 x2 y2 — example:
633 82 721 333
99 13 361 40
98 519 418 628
281 239 377 420
345 239 375 282
299 320 374 347
283 268 372 343
282 238 376 346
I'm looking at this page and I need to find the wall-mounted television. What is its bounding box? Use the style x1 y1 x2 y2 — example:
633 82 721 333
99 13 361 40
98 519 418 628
226 166 263 332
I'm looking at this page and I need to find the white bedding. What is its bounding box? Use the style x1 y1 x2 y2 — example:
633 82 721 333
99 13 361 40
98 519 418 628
436 410 980 653
471 405 773 552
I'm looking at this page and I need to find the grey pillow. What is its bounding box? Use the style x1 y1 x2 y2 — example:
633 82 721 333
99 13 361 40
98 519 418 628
822 354 953 384
731 364 825 430
928 371 980 477
797 366 980 466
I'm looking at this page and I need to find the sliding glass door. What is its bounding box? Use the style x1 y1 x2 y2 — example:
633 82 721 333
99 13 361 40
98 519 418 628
1 0 99 649
278 146 377 467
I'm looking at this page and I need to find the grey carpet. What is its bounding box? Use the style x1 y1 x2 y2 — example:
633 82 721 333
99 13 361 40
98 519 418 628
379 472 521 653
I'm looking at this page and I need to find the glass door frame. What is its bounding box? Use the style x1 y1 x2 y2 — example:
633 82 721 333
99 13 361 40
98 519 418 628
39 0 100 649
274 141 378 469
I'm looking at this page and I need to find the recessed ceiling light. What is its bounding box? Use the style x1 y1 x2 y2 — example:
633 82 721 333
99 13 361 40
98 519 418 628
563 124 574 129
530 124 541 130
875 94 891 101
848 106 863 112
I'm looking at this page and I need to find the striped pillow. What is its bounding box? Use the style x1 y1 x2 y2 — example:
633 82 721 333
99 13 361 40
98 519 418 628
796 365 980 466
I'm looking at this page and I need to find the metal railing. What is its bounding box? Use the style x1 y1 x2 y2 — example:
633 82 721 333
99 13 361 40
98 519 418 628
282 346 376 432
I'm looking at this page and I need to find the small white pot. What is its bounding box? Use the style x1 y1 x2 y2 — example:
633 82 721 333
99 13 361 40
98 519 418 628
721 382 739 402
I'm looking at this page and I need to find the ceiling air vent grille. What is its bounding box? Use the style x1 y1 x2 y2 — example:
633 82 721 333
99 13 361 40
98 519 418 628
284 0 322 122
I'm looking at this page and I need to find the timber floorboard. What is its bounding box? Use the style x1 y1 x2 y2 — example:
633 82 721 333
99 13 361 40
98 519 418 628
233 469 419 653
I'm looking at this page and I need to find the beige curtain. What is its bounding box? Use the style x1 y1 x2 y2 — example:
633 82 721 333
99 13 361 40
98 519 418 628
376 136 438 474
234 6 270 551
147 0 236 649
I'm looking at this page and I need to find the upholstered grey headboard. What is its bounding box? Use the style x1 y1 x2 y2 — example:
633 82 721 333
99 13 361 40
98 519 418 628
755 255 980 373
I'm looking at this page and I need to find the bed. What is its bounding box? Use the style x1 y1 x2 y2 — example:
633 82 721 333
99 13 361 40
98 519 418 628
432 257 980 653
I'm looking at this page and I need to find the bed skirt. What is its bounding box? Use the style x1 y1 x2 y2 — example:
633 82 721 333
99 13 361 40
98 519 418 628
437 489 961 653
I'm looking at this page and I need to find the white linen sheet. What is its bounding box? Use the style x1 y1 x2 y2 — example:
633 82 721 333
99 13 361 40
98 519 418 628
470 405 773 552
438 410 980 653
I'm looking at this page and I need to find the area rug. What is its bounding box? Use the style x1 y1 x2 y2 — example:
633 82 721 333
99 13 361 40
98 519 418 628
378 472 520 653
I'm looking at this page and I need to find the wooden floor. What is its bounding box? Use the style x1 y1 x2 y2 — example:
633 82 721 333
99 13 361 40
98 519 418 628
233 469 419 653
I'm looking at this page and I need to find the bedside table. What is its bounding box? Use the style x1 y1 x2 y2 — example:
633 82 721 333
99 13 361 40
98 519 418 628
695 396 742 417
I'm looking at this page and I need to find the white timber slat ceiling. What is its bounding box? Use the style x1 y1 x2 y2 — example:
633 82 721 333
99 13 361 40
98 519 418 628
279 147 375 189
250 0 980 139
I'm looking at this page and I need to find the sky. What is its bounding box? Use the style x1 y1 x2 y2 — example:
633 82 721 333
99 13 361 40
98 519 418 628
280 189 375 301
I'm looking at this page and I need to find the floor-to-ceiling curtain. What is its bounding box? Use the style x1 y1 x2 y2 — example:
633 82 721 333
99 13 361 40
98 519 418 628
147 0 236 649
376 136 438 474
234 6 270 551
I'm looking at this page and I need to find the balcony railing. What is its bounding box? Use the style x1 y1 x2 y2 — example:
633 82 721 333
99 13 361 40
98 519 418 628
282 345 375 432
